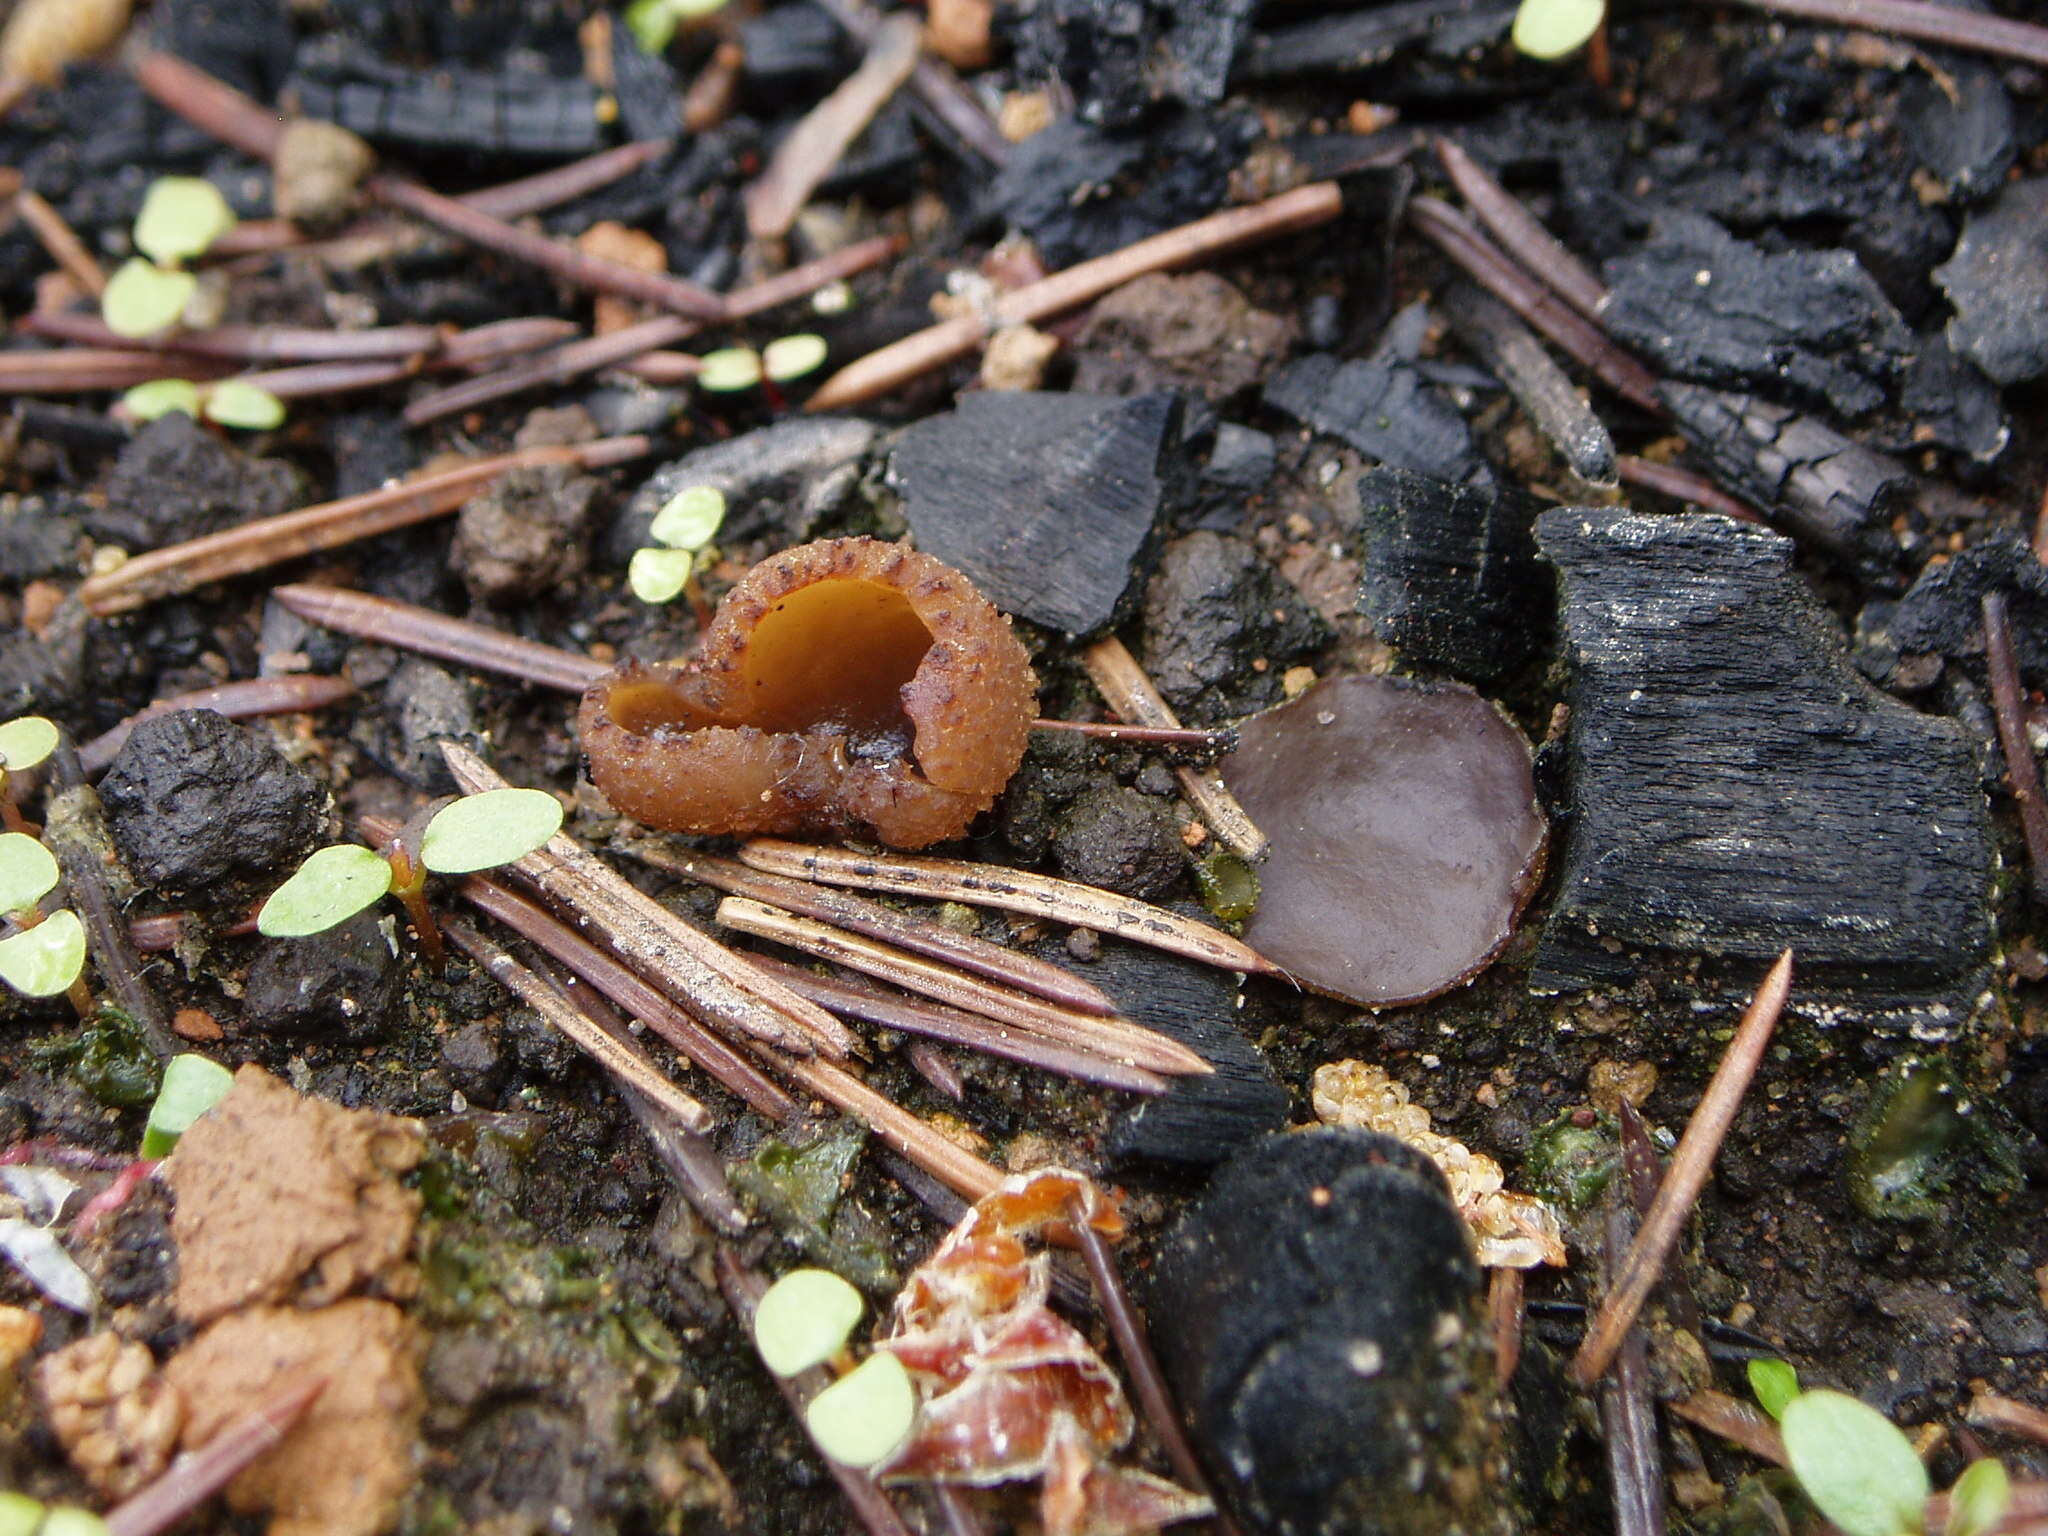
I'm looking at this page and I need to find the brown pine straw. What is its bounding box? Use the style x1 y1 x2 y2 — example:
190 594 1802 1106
270 583 608 695
1982 592 2048 904
13 185 105 294
78 436 651 616
105 1378 327 1536
1571 950 1795 1385
803 181 1345 412
1667 1390 1786 1466
1723 0 2048 67
1432 137 1606 321
77 674 356 775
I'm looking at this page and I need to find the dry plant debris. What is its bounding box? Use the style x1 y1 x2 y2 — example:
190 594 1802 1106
36 1332 184 1498
164 1064 425 1324
1311 1061 1564 1269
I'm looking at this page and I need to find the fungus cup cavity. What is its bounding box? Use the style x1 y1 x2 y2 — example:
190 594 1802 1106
581 537 1038 848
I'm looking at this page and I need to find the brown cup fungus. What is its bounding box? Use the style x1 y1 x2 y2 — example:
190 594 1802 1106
1219 674 1547 1007
581 537 1038 849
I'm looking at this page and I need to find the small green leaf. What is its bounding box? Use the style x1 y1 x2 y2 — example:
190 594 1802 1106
0 910 87 998
1748 1358 1800 1420
123 378 202 422
141 1053 235 1159
0 833 60 918
763 333 829 383
0 1490 44 1536
1946 1459 2010 1536
0 715 61 771
420 788 563 875
1511 0 1606 59
101 259 197 340
133 176 237 265
624 0 681 54
202 379 287 431
629 546 696 605
674 0 730 14
1781 1389 1930 1536
803 1350 915 1469
755 1268 865 1377
37 1508 113 1536
648 485 727 551
257 844 394 937
697 347 764 392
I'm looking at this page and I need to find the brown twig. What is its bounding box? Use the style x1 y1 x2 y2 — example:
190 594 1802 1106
401 234 900 425
1490 1267 1525 1388
633 844 1121 1017
367 172 728 321
1722 0 2048 67
1598 1200 1668 1536
1982 593 2048 904
714 1249 922 1536
904 1039 966 1101
1080 637 1266 859
741 838 1277 978
1616 456 1767 525
1571 951 1794 1385
1074 1217 1238 1536
270 584 606 694
0 349 233 392
1440 280 1617 489
77 674 356 775
442 917 715 1133
805 182 1345 412
744 14 923 241
1667 1390 1787 1465
79 436 651 616
715 896 1209 1078
1969 1394 2048 1446
621 1075 750 1235
1616 1101 1707 1342
450 871 797 1122
777 1046 1004 1202
683 42 746 134
1432 138 1606 321
14 187 105 295
22 311 443 362
440 743 857 1063
810 0 1010 165
130 50 285 161
2033 484 2048 567
1408 195 1665 416
746 952 1170 1095
1029 718 1234 753
105 1378 326 1536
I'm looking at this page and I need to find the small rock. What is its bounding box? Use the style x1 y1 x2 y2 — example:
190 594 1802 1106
1052 783 1184 899
163 1063 424 1324
927 0 993 68
440 1021 507 1103
1936 177 2048 387
91 414 303 550
243 910 407 1043
0 495 83 581
100 710 327 896
273 116 375 229
979 322 1060 391
1265 352 1486 485
1072 272 1296 403
1142 531 1328 721
37 1331 183 1498
452 465 602 605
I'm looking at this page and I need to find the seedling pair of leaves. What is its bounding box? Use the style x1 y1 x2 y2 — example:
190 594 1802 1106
1512 0 1606 59
697 334 831 413
0 716 88 1003
753 1266 915 1470
1748 1359 2009 1536
257 787 563 968
629 485 728 606
124 375 287 432
0 1490 110 1536
101 177 236 339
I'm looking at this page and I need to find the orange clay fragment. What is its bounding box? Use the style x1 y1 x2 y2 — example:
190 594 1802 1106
580 537 1038 849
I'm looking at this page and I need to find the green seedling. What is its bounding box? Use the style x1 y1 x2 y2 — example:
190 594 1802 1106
123 377 288 431
0 833 59 918
763 333 829 384
1512 0 1606 59
755 1267 865 1377
257 787 564 969
0 909 87 1001
141 1053 235 1158
697 347 764 394
1747 1357 1799 1420
0 1490 42 1536
101 175 239 339
625 0 730 55
1780 1389 1929 1536
0 1500 109 1536
629 485 727 607
1947 1458 2011 1536
802 1349 914 1469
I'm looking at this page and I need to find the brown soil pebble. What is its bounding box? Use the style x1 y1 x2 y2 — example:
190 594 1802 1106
581 536 1038 848
164 1299 422 1536
36 1331 184 1497
1072 272 1297 403
164 1065 425 1324
1219 674 1547 1006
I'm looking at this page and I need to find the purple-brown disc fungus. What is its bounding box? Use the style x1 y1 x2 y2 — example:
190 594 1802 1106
580 537 1038 849
1218 674 1547 1006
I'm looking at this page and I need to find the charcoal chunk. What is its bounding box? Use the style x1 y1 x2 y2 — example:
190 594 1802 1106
243 911 406 1042
1658 383 1908 581
738 3 846 102
1051 785 1183 899
100 711 327 896
1599 214 1912 418
1149 1129 1508 1536
1354 467 1548 681
608 21 682 144
891 391 1187 636
1265 353 1485 486
1240 0 1514 78
1533 509 1994 1034
1936 178 2048 387
0 497 84 581
93 414 303 550
1894 334 2009 467
1094 944 1286 1168
986 109 1254 268
1858 535 2048 687
1900 60 2015 204
156 0 296 102
1142 532 1328 720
